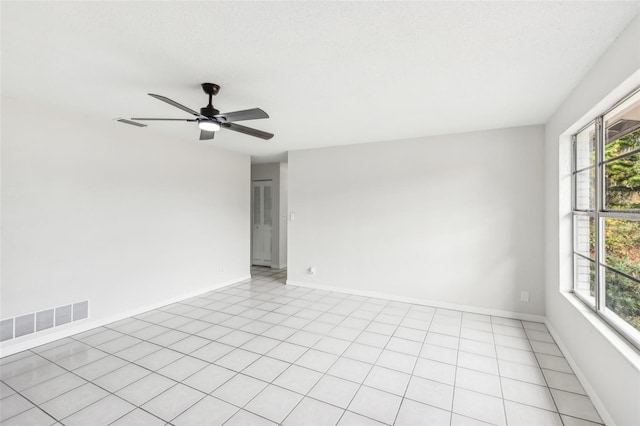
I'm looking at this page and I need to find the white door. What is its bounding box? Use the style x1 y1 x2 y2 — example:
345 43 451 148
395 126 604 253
252 180 273 266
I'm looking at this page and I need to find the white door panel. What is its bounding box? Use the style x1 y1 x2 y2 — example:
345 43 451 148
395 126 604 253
252 180 273 266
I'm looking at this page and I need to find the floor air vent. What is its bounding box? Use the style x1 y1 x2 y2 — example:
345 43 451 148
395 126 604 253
0 301 89 342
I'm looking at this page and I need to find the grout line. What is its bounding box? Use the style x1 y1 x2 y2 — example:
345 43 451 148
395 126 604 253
2 281 277 423
447 313 463 426
392 299 437 425
279 295 382 424
180 277 373 424
106 406 171 425
332 300 415 425
492 315 516 426
66 277 295 424
530 327 566 426
1 353 117 424
0 272 602 426
230 280 370 422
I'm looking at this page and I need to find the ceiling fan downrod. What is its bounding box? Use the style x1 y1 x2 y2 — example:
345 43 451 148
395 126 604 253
200 83 220 118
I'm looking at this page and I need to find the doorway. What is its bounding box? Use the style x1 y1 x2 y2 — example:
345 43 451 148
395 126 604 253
252 180 273 266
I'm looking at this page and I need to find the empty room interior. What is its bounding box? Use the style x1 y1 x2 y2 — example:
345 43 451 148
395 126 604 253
2 2 640 426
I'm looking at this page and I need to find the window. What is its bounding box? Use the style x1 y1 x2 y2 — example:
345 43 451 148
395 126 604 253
572 88 640 349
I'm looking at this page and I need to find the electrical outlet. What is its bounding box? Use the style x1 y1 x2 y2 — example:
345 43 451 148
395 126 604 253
520 291 530 302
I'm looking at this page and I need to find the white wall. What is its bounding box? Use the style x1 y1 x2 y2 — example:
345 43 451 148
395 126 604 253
544 14 640 426
1 99 250 355
288 125 545 318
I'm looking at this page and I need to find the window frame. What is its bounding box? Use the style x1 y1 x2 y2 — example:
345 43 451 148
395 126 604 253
571 87 640 351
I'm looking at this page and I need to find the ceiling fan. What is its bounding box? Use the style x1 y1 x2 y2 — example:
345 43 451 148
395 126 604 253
117 83 273 141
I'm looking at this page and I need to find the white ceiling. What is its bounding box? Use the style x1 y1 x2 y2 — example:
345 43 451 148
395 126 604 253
2 2 639 163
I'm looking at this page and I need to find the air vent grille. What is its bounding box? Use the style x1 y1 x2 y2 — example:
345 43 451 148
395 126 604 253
55 305 72 326
15 314 35 338
36 309 55 332
0 300 89 343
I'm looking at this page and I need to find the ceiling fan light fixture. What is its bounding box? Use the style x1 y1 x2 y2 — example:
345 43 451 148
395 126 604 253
198 120 221 132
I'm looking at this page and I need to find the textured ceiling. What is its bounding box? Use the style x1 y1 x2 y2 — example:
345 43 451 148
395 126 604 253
2 1 639 163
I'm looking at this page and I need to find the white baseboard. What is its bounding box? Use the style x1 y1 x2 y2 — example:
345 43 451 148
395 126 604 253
286 280 545 323
0 274 250 358
270 264 287 270
544 318 614 426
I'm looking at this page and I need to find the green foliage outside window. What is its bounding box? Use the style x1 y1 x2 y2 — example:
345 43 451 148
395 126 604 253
603 129 640 331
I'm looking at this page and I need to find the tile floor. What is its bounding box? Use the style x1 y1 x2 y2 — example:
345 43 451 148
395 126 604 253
0 267 604 425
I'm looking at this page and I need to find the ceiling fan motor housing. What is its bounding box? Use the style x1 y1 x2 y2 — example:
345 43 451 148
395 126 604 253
200 105 220 118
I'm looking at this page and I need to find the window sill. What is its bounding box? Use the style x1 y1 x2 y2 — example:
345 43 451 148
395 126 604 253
561 291 640 372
